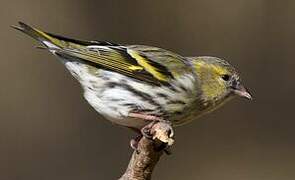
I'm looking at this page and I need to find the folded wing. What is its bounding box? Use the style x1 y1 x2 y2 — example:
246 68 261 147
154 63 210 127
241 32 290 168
12 22 192 85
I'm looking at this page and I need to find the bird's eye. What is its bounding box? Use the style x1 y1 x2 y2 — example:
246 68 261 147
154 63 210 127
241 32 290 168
221 74 230 81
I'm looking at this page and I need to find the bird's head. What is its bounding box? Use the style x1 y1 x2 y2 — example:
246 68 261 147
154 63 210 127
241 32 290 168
191 56 252 104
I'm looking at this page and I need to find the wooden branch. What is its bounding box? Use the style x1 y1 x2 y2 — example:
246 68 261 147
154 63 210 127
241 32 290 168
119 122 174 180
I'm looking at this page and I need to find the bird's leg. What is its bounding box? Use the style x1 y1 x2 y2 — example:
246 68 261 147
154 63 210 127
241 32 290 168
128 113 163 121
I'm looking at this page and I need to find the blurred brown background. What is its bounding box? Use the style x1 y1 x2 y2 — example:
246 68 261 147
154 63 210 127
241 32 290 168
0 0 294 179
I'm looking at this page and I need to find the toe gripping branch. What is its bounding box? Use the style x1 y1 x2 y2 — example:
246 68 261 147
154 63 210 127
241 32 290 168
147 121 174 146
120 121 175 180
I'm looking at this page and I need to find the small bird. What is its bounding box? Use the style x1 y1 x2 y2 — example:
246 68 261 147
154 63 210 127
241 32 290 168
12 22 251 143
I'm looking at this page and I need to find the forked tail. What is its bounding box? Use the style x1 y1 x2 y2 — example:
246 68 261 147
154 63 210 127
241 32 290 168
11 21 65 49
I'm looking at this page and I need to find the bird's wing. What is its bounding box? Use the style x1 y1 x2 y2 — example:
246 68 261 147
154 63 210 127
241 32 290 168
125 45 193 82
12 22 192 85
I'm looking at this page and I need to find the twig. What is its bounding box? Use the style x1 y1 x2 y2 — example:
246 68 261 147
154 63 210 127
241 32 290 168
119 122 174 180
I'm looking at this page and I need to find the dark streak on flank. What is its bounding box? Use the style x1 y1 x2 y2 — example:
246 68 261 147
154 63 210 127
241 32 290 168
179 84 189 92
173 111 183 115
167 100 186 105
138 108 155 113
109 98 123 102
122 103 155 113
121 103 139 110
106 82 117 88
101 76 110 81
156 93 169 98
166 84 179 93
87 86 95 91
106 82 163 111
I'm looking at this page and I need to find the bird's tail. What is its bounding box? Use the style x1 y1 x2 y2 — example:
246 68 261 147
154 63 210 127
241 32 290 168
11 21 65 49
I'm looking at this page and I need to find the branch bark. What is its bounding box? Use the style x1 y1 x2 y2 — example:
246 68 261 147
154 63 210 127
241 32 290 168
119 122 174 180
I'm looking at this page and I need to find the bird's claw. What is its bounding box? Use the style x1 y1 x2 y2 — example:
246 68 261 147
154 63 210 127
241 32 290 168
140 120 174 146
129 115 175 154
140 121 157 139
150 121 174 146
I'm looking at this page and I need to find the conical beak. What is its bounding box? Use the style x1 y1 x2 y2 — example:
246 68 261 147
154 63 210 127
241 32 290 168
232 84 252 100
